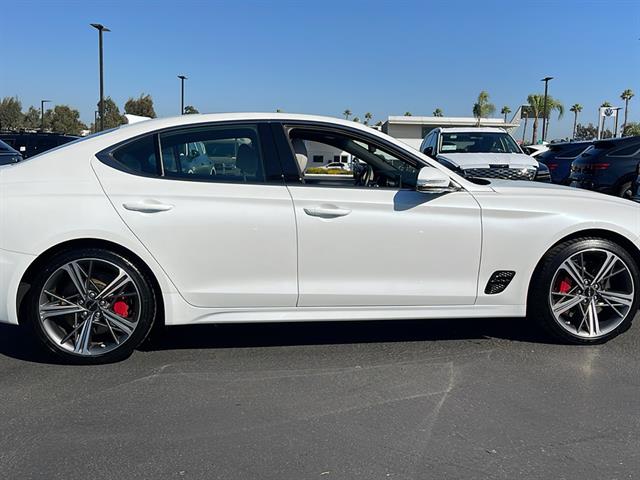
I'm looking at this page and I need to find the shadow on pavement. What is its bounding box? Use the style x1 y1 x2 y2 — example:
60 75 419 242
0 317 548 364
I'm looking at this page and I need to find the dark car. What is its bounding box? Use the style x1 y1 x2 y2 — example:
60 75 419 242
0 139 22 165
536 140 593 185
569 136 640 198
0 132 78 159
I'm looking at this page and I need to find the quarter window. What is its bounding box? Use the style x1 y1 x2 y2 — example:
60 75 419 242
111 135 159 174
159 126 264 182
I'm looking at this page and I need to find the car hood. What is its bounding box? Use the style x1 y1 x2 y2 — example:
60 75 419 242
439 153 538 169
487 179 635 207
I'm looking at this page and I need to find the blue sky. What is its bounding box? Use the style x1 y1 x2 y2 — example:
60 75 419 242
1 0 638 139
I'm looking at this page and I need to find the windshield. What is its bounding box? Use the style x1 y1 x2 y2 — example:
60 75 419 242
440 132 521 154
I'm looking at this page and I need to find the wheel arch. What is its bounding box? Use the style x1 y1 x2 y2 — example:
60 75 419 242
17 238 165 327
527 228 640 303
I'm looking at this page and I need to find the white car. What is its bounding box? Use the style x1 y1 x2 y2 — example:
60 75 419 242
420 127 543 181
522 143 550 158
0 113 638 363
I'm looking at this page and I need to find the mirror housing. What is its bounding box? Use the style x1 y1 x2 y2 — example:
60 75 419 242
416 167 457 193
423 146 434 157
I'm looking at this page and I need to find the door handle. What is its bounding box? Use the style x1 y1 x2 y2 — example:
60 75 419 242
123 200 174 213
303 206 352 218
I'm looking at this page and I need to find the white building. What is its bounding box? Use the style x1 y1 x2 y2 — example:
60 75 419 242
382 112 522 150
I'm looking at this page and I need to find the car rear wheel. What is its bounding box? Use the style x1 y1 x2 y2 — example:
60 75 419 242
529 237 639 344
24 248 156 364
619 181 633 199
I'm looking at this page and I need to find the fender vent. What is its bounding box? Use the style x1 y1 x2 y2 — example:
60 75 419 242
485 271 515 294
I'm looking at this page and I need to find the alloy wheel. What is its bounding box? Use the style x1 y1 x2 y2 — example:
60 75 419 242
38 258 141 356
549 248 635 338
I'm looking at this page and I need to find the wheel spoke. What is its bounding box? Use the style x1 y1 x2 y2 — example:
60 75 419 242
587 299 601 336
593 252 617 285
73 314 94 354
599 290 634 307
62 261 88 298
552 294 583 316
101 308 136 335
96 268 131 300
598 295 626 318
561 259 586 288
40 302 86 319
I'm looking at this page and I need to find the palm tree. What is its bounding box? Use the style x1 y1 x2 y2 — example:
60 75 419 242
364 112 373 125
433 108 443 117
500 106 511 123
569 104 582 139
472 91 495 125
343 109 351 120
404 111 412 116
621 89 634 131
526 94 564 144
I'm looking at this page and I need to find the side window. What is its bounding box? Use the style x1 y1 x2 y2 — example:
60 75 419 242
609 144 640 157
160 126 264 183
289 128 420 189
112 135 159 174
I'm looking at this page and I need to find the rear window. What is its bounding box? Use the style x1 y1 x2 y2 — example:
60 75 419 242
609 143 640 157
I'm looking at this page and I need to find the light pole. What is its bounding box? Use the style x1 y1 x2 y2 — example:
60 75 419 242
540 76 553 142
613 107 622 137
91 23 110 132
521 107 529 144
178 75 187 114
40 99 51 132
94 110 99 133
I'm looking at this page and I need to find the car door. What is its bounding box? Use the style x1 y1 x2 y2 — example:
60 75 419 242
92 122 298 308
275 123 482 307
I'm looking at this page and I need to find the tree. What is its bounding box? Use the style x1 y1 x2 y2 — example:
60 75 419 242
353 116 360 123
526 94 563 144
22 106 42 131
574 123 598 141
374 121 382 127
100 97 126 130
364 112 373 125
183 105 199 114
500 106 511 123
0 96 23 131
621 89 634 131
343 109 351 120
433 108 443 117
47 105 87 135
622 122 640 137
275 108 283 113
569 104 583 139
124 93 157 118
472 91 495 124
404 111 412 116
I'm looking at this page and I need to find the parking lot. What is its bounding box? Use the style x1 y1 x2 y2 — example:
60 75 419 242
2 316 639 479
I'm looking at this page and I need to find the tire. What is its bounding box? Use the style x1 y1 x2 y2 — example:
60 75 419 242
619 181 633 199
24 248 157 364
528 237 639 344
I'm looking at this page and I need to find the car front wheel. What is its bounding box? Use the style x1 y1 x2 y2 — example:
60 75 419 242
529 237 639 344
24 248 156 363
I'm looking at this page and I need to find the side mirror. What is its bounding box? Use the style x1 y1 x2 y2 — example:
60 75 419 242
416 167 457 193
423 146 434 157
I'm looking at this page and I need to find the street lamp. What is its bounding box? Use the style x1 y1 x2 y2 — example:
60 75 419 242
90 23 110 132
540 76 553 142
178 75 188 114
40 99 51 132
94 110 99 133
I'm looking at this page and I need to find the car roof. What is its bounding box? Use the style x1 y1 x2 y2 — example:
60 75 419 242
438 127 507 134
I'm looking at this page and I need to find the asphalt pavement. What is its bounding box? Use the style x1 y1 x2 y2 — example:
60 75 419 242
1 315 639 479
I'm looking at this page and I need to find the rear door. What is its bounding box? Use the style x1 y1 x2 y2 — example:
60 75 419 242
92 122 298 308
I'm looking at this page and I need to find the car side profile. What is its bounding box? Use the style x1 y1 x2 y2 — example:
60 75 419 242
536 141 593 185
1 113 639 363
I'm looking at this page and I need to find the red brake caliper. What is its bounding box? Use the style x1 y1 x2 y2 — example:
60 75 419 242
113 300 130 318
558 277 572 294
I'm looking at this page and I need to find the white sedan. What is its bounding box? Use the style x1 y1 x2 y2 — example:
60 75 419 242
0 113 638 363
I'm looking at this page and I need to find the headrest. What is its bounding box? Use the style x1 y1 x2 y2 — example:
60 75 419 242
291 137 308 172
236 144 258 175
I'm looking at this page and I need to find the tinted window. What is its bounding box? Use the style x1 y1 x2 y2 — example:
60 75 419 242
160 126 264 183
440 132 520 154
609 143 640 157
112 135 159 174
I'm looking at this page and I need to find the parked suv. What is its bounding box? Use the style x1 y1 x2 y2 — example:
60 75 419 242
420 127 547 181
569 136 640 198
536 140 593 185
0 132 78 159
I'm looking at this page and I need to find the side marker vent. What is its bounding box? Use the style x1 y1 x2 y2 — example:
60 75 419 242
485 271 516 294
